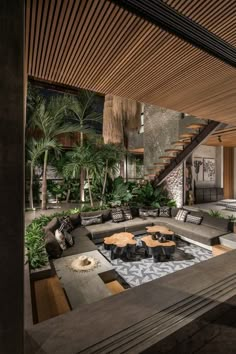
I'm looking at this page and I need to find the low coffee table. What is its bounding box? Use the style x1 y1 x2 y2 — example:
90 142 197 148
141 235 176 262
146 225 175 241
104 232 136 260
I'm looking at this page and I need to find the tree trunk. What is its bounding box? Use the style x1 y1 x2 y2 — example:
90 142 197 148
66 189 71 203
41 150 48 210
86 168 94 208
100 160 108 206
29 163 34 210
80 131 85 202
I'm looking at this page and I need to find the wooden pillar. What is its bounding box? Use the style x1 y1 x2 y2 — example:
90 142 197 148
0 1 25 353
223 147 234 199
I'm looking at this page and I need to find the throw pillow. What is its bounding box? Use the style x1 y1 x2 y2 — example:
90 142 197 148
186 214 203 225
159 206 171 217
44 230 62 258
111 208 125 223
81 214 103 226
59 216 74 232
139 208 149 218
175 209 189 222
63 230 74 247
55 229 67 250
148 209 159 217
122 207 133 221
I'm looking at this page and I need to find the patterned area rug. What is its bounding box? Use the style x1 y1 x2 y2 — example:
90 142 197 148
98 239 213 288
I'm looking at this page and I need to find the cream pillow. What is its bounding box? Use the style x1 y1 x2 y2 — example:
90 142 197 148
55 229 67 250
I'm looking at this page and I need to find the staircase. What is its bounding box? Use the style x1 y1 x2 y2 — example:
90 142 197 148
153 120 220 185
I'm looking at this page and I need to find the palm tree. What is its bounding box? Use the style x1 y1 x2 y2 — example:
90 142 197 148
64 144 102 207
99 143 125 206
66 90 102 202
26 138 59 209
29 96 81 209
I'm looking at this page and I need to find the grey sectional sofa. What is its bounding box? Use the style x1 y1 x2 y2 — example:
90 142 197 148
44 208 231 259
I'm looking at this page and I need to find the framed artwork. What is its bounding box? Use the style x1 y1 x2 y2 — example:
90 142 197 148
193 157 203 181
203 158 216 182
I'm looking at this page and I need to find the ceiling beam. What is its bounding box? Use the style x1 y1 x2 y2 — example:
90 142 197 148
110 0 236 68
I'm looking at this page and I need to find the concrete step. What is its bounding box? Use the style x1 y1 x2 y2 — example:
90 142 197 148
220 233 236 249
82 273 236 354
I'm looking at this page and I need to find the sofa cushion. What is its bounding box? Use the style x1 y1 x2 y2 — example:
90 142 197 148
175 209 188 222
111 208 125 223
159 206 171 217
186 214 203 225
62 227 97 257
69 213 81 227
44 230 62 258
81 214 102 226
44 217 60 233
122 207 133 221
201 212 229 232
85 220 125 242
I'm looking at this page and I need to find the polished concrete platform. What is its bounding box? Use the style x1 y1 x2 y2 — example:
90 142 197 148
25 250 236 354
54 250 113 308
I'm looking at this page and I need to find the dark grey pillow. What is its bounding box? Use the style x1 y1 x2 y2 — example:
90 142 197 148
186 214 203 225
81 214 103 226
148 209 159 217
59 216 74 232
159 206 171 217
139 208 149 218
63 230 74 247
122 207 133 221
69 213 81 227
44 230 62 259
111 208 125 223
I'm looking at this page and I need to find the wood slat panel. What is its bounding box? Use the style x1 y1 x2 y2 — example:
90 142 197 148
26 0 236 125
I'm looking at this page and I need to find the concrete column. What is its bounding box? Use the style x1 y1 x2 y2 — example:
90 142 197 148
0 1 25 353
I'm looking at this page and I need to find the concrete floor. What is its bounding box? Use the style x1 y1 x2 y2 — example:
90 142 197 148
186 202 236 219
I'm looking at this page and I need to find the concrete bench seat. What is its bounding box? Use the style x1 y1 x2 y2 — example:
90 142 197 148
220 233 236 249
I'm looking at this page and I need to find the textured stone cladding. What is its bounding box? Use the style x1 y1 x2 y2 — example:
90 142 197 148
164 165 183 207
144 105 183 206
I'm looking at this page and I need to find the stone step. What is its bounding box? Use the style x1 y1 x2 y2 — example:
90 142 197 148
220 233 236 249
82 273 236 354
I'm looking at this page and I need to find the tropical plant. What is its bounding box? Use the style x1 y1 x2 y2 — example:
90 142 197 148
26 138 58 210
132 182 176 208
28 95 81 209
106 177 133 206
98 143 125 206
64 144 103 207
208 209 223 218
66 90 102 202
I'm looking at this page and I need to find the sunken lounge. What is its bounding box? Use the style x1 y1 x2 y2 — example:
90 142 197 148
2 1 236 354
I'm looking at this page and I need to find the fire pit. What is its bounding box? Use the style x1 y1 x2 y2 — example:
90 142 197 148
69 255 99 272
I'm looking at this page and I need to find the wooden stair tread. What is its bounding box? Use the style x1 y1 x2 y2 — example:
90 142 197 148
34 275 70 323
154 162 169 165
172 141 189 145
105 281 125 295
186 123 207 129
159 156 174 159
179 133 196 138
165 149 182 152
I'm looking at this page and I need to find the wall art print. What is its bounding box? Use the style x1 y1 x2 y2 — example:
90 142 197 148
203 158 216 182
193 157 203 181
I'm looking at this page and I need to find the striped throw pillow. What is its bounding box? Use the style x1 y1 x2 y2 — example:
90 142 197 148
111 208 125 223
175 209 188 222
186 214 203 225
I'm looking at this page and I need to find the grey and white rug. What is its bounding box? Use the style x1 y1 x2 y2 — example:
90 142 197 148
98 239 213 288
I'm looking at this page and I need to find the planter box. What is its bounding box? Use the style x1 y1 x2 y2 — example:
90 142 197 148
30 259 55 281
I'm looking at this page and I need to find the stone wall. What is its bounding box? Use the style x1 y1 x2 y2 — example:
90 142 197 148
164 165 184 207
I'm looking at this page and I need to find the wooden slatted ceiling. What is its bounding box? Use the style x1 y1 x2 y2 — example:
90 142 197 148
205 128 236 147
26 0 236 125
164 0 236 46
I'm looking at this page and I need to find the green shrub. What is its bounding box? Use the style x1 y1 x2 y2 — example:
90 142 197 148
25 208 80 269
208 209 223 218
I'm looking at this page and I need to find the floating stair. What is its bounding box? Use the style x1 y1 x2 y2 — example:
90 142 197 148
155 120 220 185
159 156 175 160
154 162 169 166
